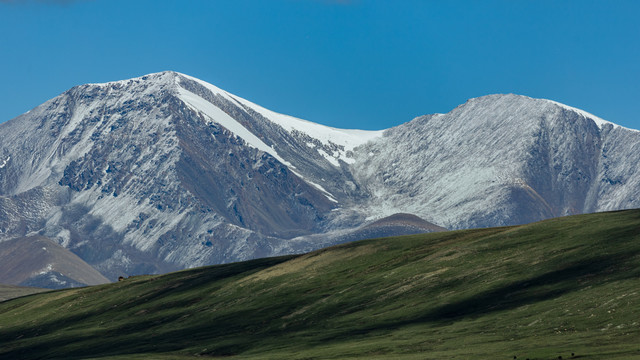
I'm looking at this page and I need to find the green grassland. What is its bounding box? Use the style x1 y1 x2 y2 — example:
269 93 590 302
1 210 640 359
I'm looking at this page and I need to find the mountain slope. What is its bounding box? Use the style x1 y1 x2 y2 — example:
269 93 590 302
0 284 47 302
351 94 640 229
0 210 639 359
1 72 640 285
0 72 367 282
0 235 109 288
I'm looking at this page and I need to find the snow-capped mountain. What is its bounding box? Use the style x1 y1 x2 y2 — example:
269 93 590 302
351 94 640 229
1 71 639 287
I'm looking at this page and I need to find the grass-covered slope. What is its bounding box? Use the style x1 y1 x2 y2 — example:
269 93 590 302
1 210 639 359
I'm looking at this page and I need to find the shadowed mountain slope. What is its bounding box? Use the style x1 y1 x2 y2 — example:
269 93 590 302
0 235 110 288
0 284 47 302
0 209 639 359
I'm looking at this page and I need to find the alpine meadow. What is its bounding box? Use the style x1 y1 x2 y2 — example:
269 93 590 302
1 210 640 359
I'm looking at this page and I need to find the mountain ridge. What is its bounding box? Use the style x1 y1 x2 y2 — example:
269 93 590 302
1 71 639 287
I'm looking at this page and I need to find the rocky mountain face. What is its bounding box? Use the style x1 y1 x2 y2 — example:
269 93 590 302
350 95 640 229
1 71 639 287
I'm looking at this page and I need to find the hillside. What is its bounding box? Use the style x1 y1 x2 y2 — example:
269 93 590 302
1 209 639 359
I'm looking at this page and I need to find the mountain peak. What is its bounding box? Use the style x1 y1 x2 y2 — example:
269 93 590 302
452 93 636 133
82 71 231 101
85 70 180 88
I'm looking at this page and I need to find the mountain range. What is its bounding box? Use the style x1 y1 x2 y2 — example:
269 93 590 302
1 71 639 287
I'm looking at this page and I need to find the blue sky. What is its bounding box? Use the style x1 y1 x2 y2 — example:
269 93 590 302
0 0 638 130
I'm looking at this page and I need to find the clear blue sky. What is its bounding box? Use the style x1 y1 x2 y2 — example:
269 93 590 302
0 0 638 130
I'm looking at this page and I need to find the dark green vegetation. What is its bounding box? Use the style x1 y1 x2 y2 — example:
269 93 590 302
1 210 640 359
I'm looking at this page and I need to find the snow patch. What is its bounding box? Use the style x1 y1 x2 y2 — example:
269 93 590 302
57 228 71 248
545 99 639 132
0 156 9 169
230 95 384 164
177 72 238 104
289 169 339 203
307 181 339 203
177 87 294 168
38 264 53 275
176 71 384 165
230 94 384 149
317 148 340 167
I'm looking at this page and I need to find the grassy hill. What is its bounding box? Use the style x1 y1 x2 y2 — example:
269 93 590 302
1 210 639 359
